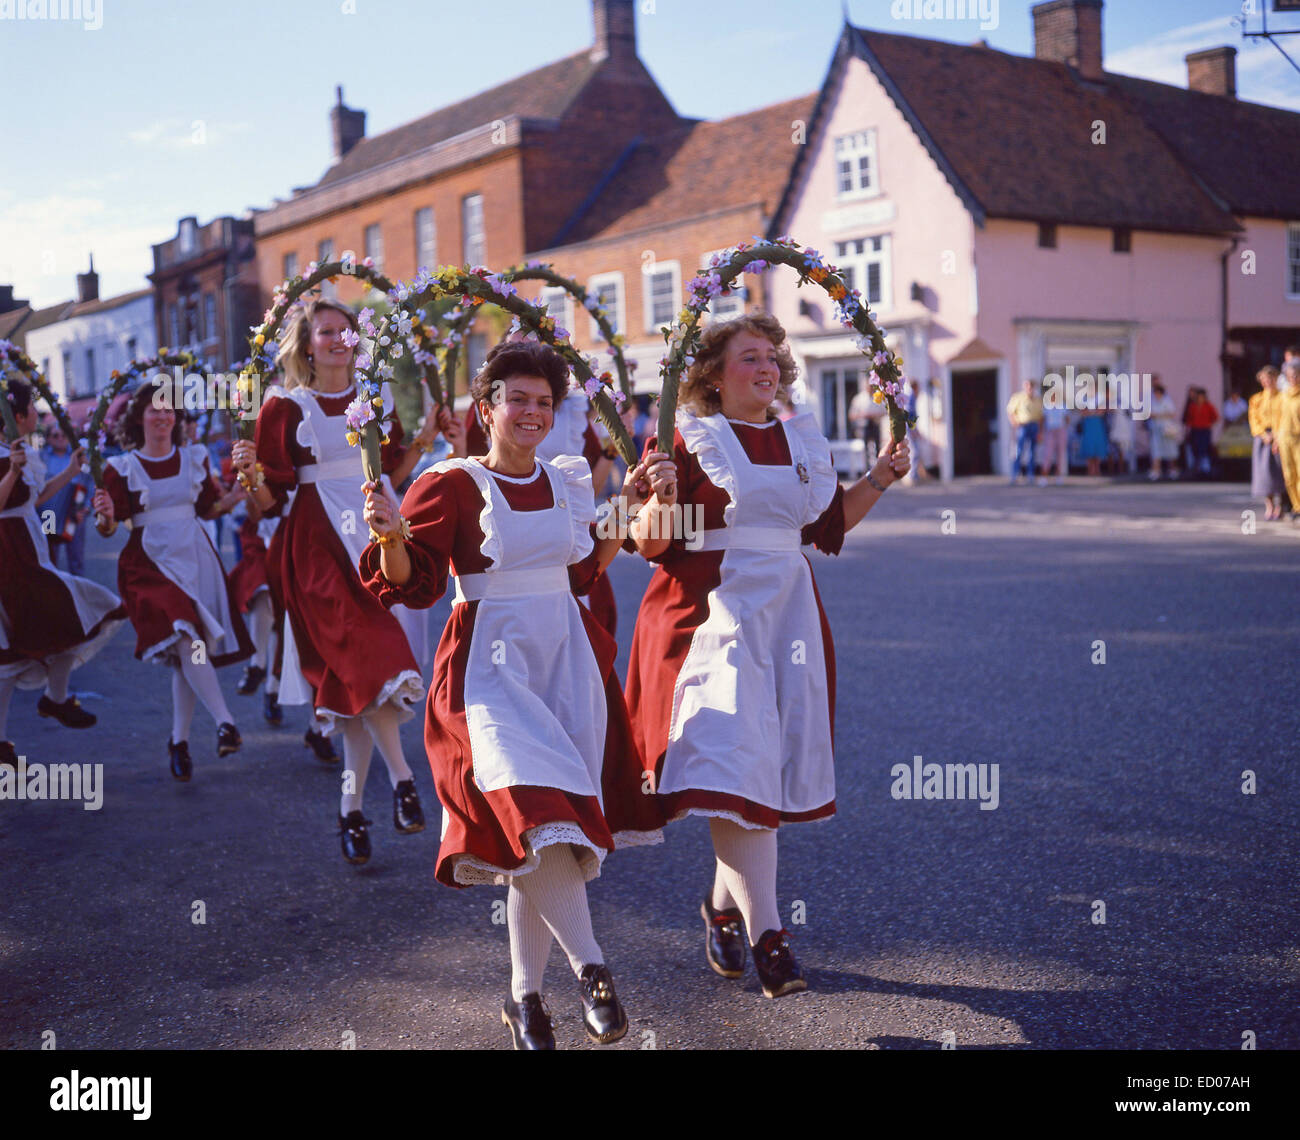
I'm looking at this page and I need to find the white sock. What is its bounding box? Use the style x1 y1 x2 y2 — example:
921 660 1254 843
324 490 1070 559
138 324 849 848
711 863 739 912
43 651 77 704
507 882 554 1001
364 702 413 786
340 717 373 815
179 654 234 728
0 678 15 740
171 666 197 743
248 594 273 670
510 844 602 976
709 818 782 945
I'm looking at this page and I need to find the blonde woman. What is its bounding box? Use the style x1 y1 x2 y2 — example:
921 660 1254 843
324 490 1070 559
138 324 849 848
231 298 438 864
1249 367 1286 521
624 313 909 998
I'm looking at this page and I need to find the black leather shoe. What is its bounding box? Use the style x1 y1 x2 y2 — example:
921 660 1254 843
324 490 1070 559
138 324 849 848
501 993 555 1050
393 778 425 834
262 691 283 726
304 728 338 764
216 722 241 757
168 738 192 782
236 664 267 695
338 811 371 865
752 929 807 999
577 963 627 1044
702 896 745 978
1 740 19 769
37 694 96 728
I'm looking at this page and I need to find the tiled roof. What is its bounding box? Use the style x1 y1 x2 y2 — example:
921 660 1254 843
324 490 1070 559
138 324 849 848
557 94 818 245
848 26 1239 236
1110 74 1300 220
316 51 603 188
0 306 33 343
20 302 76 335
65 288 153 319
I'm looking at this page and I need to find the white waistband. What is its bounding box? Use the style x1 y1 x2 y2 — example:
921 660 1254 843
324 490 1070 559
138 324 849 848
453 565 571 604
0 504 30 520
696 525 802 552
297 456 361 484
133 504 195 527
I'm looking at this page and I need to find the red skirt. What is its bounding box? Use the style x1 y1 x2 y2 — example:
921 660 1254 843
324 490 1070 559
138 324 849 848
228 532 269 614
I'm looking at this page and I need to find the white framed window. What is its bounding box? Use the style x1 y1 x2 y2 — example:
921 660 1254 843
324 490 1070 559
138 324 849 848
167 302 180 346
703 249 746 320
642 260 680 333
364 224 384 273
179 218 197 256
1288 223 1300 298
203 294 217 344
317 239 336 297
467 332 488 379
415 207 436 270
83 347 95 398
834 130 879 199
462 194 485 266
282 251 298 281
538 285 574 336
834 235 892 312
819 363 867 442
587 272 625 338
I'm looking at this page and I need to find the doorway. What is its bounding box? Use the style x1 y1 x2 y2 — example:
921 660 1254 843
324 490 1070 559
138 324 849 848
951 368 999 476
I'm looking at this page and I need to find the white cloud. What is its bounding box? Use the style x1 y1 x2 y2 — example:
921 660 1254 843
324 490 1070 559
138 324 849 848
128 117 252 150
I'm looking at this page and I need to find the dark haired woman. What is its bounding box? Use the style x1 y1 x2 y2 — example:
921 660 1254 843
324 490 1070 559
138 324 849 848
90 381 250 779
231 298 439 864
361 338 662 1050
624 313 909 998
0 378 126 766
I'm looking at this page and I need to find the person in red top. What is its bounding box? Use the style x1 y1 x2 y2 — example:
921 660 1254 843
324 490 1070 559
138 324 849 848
1 378 126 768
361 339 663 1049
92 382 251 779
231 298 440 865
624 313 910 1000
1185 387 1219 478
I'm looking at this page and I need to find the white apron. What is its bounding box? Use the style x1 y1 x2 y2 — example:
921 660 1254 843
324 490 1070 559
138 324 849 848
0 444 124 686
272 384 426 721
107 444 240 664
661 412 839 822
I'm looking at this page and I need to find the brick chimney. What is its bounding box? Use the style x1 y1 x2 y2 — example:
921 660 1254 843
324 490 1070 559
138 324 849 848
76 254 99 304
0 285 22 313
591 0 636 63
1186 46 1236 98
1032 0 1104 81
330 85 366 163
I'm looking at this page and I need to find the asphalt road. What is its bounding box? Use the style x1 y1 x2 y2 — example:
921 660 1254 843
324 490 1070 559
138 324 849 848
2 476 1297 1051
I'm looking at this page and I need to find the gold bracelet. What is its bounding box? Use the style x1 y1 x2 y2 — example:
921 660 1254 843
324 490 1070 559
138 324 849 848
369 516 412 547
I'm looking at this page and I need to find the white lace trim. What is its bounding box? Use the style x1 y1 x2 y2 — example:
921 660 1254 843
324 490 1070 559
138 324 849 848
431 458 502 569
108 451 151 513
546 454 597 564
313 667 424 738
677 412 738 529
611 827 665 850
184 443 209 502
450 822 607 886
665 804 834 831
780 413 839 526
139 619 202 666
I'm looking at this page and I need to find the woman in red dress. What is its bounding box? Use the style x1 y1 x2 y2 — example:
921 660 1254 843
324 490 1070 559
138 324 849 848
91 383 252 780
361 339 662 1050
625 314 910 998
1 378 126 766
231 298 439 865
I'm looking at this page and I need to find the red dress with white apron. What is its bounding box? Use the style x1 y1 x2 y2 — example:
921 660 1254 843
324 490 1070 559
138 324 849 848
228 514 278 615
361 455 662 888
0 443 125 687
256 383 424 733
101 444 252 666
625 412 846 829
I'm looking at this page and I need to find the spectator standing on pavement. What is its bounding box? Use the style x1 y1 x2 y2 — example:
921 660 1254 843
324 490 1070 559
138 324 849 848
1078 394 1108 478
1280 346 1299 393
40 420 92 575
1275 361 1300 520
1039 398 1069 485
1006 379 1042 484
1185 387 1219 478
1147 378 1180 480
848 383 885 468
1249 367 1287 521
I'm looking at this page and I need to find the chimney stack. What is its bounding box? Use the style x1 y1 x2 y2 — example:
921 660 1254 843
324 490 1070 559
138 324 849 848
1032 0 1104 82
0 285 20 313
331 85 366 163
591 0 636 63
1186 46 1236 98
76 254 99 304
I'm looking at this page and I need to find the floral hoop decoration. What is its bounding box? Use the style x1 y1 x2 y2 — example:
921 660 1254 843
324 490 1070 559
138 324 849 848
351 265 638 484
656 236 914 450
236 257 446 440
0 373 20 442
0 339 80 444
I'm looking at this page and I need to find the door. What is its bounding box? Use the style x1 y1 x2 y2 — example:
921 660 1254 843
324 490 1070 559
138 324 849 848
952 368 998 476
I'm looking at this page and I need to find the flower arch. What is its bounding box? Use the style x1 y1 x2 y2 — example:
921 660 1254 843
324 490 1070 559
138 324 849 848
0 339 79 444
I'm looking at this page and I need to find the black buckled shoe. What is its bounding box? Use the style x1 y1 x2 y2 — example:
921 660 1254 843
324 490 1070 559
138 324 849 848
1 740 19 769
501 993 555 1050
37 694 96 729
262 690 283 726
168 738 192 782
304 728 338 764
338 811 371 865
577 963 627 1044
393 778 425 834
702 896 745 978
216 722 241 757
752 929 807 999
236 664 267 695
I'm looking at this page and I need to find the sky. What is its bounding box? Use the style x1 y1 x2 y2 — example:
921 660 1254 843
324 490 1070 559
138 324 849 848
2 0 1297 308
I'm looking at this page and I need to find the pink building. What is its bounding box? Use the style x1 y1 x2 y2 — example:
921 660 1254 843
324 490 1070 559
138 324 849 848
768 1 1300 478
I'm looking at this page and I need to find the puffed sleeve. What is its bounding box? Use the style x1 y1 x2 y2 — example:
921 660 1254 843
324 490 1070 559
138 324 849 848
101 460 133 521
360 468 459 611
636 431 707 565
568 531 604 594
801 485 846 555
380 406 408 476
253 395 300 515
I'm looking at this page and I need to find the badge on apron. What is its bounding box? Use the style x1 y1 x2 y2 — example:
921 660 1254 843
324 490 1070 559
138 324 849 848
796 462 809 484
